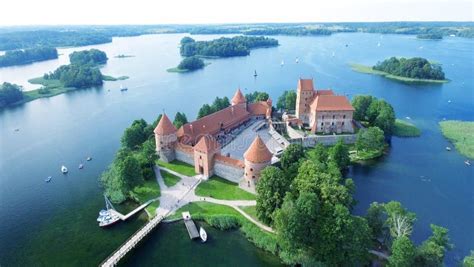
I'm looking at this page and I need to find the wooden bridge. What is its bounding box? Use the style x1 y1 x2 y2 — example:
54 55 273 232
109 199 155 221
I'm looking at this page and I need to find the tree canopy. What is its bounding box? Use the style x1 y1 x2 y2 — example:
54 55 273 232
0 82 23 108
276 90 297 111
69 49 108 66
173 112 188 129
329 138 351 170
0 47 58 67
177 56 205 71
256 166 290 225
197 96 230 119
44 64 103 88
373 57 445 80
352 95 396 136
245 91 269 103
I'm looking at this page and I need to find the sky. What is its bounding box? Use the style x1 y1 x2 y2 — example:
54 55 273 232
0 0 472 25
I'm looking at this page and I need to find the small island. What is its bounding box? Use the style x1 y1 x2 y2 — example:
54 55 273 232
417 33 443 40
439 120 474 159
350 57 449 83
168 36 278 73
0 47 58 67
114 54 135 58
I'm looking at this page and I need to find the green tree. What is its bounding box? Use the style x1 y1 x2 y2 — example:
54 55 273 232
276 90 297 111
356 126 385 155
366 202 386 240
280 143 304 179
116 149 144 189
69 49 108 66
173 112 188 129
245 91 269 103
256 166 290 225
307 143 328 163
329 138 350 170
388 236 416 267
177 56 204 71
121 119 148 150
0 82 23 108
374 104 396 136
384 201 416 239
352 95 374 121
463 251 474 267
197 104 213 118
415 224 453 267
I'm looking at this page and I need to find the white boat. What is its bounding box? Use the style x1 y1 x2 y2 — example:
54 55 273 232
446 147 451 151
86 157 92 161
465 160 471 166
61 165 68 174
280 60 284 66
45 176 52 183
199 227 207 242
79 164 84 169
295 57 299 63
98 195 121 227
120 84 128 91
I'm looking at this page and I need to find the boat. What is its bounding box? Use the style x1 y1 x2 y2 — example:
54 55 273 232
465 160 471 166
79 164 84 169
377 42 381 47
61 165 68 174
97 195 121 227
331 52 335 57
199 227 208 242
405 116 411 120
446 147 451 151
295 57 299 63
447 100 452 103
253 70 258 77
86 157 92 161
280 60 284 66
45 176 52 183
14 128 20 132
120 84 128 91
450 34 456 37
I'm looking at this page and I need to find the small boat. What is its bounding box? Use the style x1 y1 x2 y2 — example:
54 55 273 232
61 165 68 174
446 147 451 151
253 70 258 77
79 164 84 169
405 116 411 120
377 42 381 47
98 195 121 227
14 128 20 132
280 60 284 66
450 34 456 37
86 157 92 161
120 84 128 91
45 176 52 183
465 160 471 166
447 100 452 103
331 52 335 57
295 57 299 63
199 227 208 242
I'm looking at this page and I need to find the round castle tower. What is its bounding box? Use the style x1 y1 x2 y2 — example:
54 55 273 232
243 135 273 190
154 113 178 162
231 88 247 109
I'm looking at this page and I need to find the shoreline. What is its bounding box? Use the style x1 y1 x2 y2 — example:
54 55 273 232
349 63 449 83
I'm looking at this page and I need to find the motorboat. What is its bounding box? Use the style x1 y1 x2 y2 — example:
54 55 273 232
61 165 68 174
446 147 451 151
253 70 257 77
465 160 471 166
86 157 92 161
79 164 84 169
280 60 284 66
45 176 52 183
295 57 299 63
200 227 208 242
97 195 121 227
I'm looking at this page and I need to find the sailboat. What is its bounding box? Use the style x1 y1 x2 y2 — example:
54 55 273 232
120 84 128 91
253 70 258 77
200 227 208 242
280 60 284 66
295 57 299 63
377 42 381 47
97 195 121 227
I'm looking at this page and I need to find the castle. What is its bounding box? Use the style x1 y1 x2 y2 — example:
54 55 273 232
294 78 355 134
154 88 273 192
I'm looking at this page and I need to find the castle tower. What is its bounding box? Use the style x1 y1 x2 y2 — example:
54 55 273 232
193 135 220 178
265 98 273 119
243 135 273 190
154 113 178 162
295 78 315 124
231 88 247 109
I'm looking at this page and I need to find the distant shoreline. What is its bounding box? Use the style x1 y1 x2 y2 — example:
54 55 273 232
349 63 449 84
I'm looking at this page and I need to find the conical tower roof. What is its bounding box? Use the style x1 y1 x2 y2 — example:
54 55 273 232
154 114 177 135
244 135 273 163
231 88 246 105
194 135 220 153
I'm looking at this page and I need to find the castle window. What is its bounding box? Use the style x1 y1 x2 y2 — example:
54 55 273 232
250 168 253 171
245 173 247 176
342 122 345 126
160 141 163 144
322 116 324 120
331 122 334 126
321 122 324 126
333 115 335 119
343 115 346 119
199 155 202 159
252 175 255 179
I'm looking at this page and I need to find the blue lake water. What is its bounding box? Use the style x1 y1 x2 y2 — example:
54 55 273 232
0 33 473 265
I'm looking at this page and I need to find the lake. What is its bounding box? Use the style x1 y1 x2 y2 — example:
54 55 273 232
0 33 473 266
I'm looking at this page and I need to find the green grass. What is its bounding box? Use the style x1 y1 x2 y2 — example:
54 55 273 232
350 63 449 83
168 201 240 220
195 175 256 200
130 180 161 216
157 160 196 176
102 75 129 81
166 67 191 73
239 206 259 221
160 170 181 187
393 119 421 137
439 120 474 159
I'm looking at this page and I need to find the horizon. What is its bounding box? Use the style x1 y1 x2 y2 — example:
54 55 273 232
0 0 472 26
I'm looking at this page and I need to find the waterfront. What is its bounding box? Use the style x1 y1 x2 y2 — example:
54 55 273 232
0 33 473 265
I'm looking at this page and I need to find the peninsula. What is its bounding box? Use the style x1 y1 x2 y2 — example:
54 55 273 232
350 57 449 83
0 47 58 67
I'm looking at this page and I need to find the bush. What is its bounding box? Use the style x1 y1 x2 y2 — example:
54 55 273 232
240 221 279 254
177 56 205 71
205 215 241 230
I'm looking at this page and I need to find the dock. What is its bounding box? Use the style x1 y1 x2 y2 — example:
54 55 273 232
182 212 200 239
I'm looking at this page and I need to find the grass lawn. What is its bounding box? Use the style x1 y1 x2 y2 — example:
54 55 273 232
439 120 474 159
168 201 240 220
157 160 196 176
393 119 421 137
195 175 256 200
102 75 129 81
130 180 161 216
160 170 181 187
350 63 449 83
239 206 259 221
166 67 191 73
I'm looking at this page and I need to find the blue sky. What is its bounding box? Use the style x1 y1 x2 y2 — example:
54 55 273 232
0 0 472 25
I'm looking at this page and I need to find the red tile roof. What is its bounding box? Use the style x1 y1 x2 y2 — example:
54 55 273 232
194 135 220 153
215 154 245 168
231 88 246 105
154 114 177 135
310 95 355 111
297 78 314 91
244 135 273 163
315 89 334 96
248 101 271 116
178 105 250 144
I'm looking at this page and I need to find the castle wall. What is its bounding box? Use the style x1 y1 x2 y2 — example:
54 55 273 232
295 89 314 124
289 134 357 147
214 161 244 183
175 148 194 166
243 159 271 191
310 110 354 134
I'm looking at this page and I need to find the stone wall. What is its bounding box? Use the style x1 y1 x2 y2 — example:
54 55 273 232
175 149 194 166
214 160 244 183
290 134 357 147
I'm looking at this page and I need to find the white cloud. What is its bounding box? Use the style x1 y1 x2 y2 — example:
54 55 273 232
0 0 472 25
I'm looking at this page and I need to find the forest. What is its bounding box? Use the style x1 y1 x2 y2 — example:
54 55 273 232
373 57 445 80
177 56 205 71
0 47 58 67
0 82 23 108
69 49 108 66
43 64 103 88
179 36 278 58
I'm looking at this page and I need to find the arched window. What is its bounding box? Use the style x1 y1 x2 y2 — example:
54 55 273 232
333 115 335 119
331 122 334 126
250 168 253 171
343 115 346 119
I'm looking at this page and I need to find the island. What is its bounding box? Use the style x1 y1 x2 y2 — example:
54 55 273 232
0 47 58 67
417 33 443 40
114 54 135 58
167 56 206 73
439 120 474 159
350 57 449 83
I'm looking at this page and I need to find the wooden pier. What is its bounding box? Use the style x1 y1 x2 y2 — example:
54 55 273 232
182 211 199 239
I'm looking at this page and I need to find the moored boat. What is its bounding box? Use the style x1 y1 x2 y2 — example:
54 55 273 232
98 195 121 227
45 176 52 183
79 164 84 169
61 165 68 174
199 227 207 242
465 160 471 166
